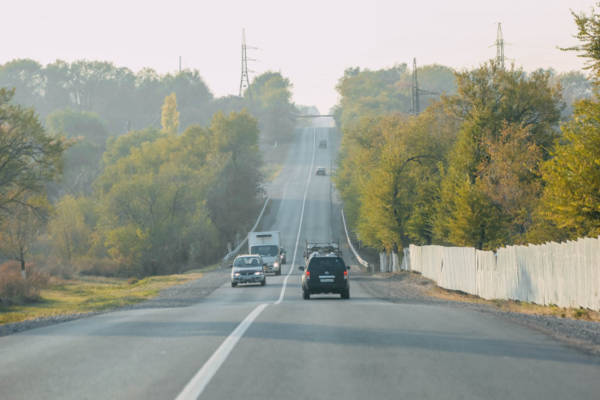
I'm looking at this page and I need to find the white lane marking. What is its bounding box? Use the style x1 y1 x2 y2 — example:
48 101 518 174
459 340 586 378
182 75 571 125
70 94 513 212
175 303 268 400
275 128 316 305
174 128 317 400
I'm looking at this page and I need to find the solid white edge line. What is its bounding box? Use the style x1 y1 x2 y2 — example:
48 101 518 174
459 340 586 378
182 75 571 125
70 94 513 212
174 303 268 400
174 128 317 400
275 128 316 304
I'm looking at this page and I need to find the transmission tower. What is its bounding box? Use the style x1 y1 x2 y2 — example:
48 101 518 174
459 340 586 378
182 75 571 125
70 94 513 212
495 22 505 69
411 58 420 115
239 29 251 97
411 58 440 115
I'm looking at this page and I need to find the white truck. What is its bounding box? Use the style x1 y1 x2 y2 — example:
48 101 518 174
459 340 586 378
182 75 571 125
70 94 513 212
248 231 286 275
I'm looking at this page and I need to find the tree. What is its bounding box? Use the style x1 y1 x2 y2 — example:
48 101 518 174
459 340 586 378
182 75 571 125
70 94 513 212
0 88 65 213
47 195 95 263
565 6 600 81
46 109 110 196
0 59 45 115
435 62 561 248
0 196 49 277
164 70 213 129
553 71 592 118
206 111 263 243
245 72 295 142
536 100 600 238
161 93 179 135
334 64 457 130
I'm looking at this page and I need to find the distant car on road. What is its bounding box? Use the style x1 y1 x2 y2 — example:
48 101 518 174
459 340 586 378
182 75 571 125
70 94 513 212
299 253 350 299
315 167 326 176
231 255 266 287
319 139 327 149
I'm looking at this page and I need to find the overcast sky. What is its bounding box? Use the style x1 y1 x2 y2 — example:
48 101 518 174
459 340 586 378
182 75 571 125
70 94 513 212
1 0 596 113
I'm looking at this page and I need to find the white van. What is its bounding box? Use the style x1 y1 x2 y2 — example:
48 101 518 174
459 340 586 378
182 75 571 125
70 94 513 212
248 231 285 275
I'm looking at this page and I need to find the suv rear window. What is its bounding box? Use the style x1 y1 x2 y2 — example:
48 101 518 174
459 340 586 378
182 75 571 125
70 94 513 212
308 257 346 274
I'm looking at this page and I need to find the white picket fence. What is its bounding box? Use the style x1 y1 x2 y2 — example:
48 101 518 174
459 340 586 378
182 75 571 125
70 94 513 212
405 237 600 310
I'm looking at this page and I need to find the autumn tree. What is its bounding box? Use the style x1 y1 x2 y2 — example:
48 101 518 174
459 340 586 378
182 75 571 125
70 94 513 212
435 63 561 249
161 92 179 135
0 196 49 277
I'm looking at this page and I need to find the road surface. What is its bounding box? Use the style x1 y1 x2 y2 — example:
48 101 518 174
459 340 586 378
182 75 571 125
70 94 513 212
1 124 599 400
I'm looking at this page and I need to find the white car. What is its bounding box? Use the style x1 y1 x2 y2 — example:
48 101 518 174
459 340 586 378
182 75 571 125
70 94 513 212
231 255 266 287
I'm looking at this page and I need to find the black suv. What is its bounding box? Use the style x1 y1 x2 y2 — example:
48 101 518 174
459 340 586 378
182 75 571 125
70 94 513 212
299 254 350 299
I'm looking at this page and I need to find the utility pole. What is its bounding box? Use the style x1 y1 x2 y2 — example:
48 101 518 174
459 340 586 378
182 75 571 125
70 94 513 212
495 22 505 69
239 29 251 97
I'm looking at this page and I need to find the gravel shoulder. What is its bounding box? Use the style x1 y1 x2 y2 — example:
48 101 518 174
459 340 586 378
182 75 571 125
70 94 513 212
353 268 600 356
0 267 230 336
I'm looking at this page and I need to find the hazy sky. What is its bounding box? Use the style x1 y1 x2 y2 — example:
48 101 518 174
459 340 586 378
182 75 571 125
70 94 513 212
1 0 596 113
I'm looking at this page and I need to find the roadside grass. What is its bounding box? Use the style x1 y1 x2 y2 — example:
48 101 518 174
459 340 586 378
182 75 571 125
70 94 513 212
424 276 600 323
0 267 213 325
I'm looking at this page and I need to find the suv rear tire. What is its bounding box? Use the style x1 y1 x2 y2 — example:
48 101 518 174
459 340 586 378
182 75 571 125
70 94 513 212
231 282 237 288
341 289 350 299
302 290 310 300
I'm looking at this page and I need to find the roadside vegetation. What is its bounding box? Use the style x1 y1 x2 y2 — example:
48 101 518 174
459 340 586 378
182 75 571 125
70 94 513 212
0 60 306 310
334 6 599 256
0 269 206 325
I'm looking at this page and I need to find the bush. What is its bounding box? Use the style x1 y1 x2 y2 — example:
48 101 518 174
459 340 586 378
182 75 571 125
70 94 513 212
0 261 49 305
76 257 123 277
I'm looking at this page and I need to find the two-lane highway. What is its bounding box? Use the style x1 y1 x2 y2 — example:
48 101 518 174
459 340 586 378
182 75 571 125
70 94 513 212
1 124 599 400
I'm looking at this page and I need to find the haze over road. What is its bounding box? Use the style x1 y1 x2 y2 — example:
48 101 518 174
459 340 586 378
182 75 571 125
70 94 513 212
1 122 599 400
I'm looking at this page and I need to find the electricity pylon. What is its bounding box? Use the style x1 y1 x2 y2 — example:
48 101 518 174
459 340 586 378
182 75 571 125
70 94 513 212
239 29 253 97
495 22 505 69
411 58 439 115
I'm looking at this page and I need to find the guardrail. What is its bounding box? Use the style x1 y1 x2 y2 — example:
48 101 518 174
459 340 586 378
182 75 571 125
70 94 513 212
222 198 271 262
341 208 370 270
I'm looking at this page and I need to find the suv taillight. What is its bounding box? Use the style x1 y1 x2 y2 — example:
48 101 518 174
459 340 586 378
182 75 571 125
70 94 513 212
343 269 348 279
305 270 310 279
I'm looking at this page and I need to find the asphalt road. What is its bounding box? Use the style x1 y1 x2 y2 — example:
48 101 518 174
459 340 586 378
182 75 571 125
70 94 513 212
1 124 599 400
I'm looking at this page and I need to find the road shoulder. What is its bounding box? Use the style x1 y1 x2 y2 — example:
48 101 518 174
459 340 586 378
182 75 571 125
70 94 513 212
354 269 600 356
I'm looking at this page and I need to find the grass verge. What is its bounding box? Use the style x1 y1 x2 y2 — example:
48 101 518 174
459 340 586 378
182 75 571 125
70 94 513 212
423 275 600 322
0 269 209 325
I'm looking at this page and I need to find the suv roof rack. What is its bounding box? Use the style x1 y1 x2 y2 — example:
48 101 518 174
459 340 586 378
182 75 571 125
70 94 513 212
303 241 342 259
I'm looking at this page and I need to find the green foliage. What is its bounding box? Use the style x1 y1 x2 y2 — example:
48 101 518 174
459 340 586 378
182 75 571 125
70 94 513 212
0 196 50 274
0 60 213 132
46 108 109 146
68 111 264 277
552 71 593 118
336 61 562 251
536 99 600 239
336 104 457 252
334 64 457 129
245 72 296 142
0 88 65 213
206 111 263 243
566 6 600 81
47 195 94 263
46 109 110 195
